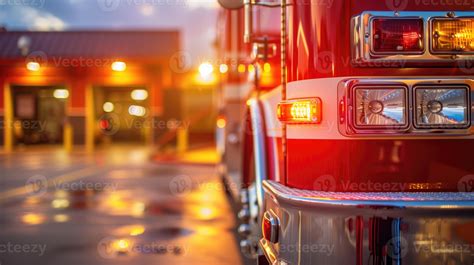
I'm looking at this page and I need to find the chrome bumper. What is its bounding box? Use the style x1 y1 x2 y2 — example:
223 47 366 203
261 180 474 265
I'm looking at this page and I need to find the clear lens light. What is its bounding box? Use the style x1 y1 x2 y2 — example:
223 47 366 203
415 87 469 128
355 88 407 127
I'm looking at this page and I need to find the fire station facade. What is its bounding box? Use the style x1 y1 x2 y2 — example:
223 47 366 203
0 30 181 152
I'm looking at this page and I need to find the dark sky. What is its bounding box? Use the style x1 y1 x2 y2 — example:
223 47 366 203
0 0 218 64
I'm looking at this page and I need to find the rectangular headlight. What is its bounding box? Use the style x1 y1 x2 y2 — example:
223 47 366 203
354 86 408 129
415 86 470 129
432 18 474 53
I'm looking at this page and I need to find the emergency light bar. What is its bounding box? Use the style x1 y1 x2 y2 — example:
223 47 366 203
277 98 322 124
432 18 474 54
352 11 474 64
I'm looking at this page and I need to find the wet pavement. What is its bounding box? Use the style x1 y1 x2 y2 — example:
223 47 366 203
0 146 246 265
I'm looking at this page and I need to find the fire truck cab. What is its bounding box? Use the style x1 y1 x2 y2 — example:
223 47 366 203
218 1 474 264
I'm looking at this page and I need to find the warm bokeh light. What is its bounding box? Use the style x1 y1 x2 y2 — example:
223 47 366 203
219 64 229 74
238 64 246 73
103 102 115 113
128 105 147 117
111 61 127 72
52 198 70 209
129 226 145 236
131 89 149 101
53 89 70 99
248 64 255 73
263 63 272 73
217 118 226 129
199 62 214 77
22 213 46 225
53 214 70 223
26 62 41 72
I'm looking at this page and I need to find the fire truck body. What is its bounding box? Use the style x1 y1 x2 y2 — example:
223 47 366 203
218 0 474 264
216 8 253 199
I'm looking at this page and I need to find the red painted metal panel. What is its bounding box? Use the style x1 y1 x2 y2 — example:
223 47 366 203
286 0 474 82
286 139 474 192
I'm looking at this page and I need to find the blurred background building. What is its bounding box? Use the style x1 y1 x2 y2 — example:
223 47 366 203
0 30 217 152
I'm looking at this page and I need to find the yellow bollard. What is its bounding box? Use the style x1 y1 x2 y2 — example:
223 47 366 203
176 127 188 154
4 84 13 153
64 123 73 152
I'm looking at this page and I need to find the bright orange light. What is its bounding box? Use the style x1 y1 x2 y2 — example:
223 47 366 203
22 213 46 225
216 118 226 129
433 18 474 52
263 63 271 73
238 64 246 73
248 64 255 73
219 64 229 74
26 62 40 72
111 61 127 72
277 98 323 124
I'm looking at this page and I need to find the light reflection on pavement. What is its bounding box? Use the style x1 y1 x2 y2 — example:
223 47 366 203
0 146 245 265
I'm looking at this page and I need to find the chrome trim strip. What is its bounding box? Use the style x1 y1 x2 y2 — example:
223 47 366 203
352 11 474 65
249 98 268 213
259 239 278 265
263 180 474 212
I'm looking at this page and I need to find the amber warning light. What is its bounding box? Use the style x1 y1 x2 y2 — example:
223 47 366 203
277 98 322 124
432 18 474 53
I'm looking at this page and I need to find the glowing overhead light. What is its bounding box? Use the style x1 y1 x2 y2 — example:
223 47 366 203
103 102 115 113
53 89 69 99
199 62 214 77
26 62 40 72
111 61 127 72
219 64 229 74
131 89 148 101
128 105 146 117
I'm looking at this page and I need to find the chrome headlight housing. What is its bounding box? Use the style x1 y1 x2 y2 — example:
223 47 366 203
414 86 470 129
353 86 409 130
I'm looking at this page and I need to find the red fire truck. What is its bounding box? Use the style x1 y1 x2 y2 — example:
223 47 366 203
218 1 474 264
